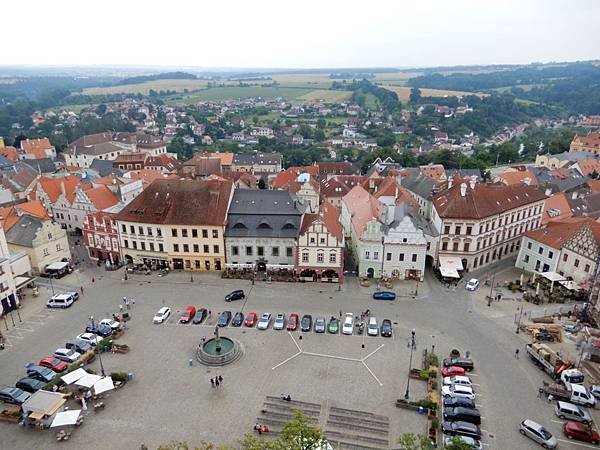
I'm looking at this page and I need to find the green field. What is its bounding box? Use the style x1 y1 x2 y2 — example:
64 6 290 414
51 104 89 113
166 86 315 103
82 79 210 95
298 89 353 103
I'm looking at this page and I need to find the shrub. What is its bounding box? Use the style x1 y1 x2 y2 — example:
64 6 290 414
431 418 439 429
417 399 438 411
428 353 439 367
110 371 128 382
431 381 438 390
96 338 113 353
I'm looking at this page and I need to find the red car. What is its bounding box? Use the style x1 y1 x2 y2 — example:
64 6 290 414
244 312 258 327
287 313 299 331
38 357 68 373
563 421 600 444
441 366 466 378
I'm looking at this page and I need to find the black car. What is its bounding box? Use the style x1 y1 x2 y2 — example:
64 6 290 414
301 314 313 332
85 323 112 337
381 319 393 337
65 338 93 354
192 308 208 324
441 421 481 440
225 290 245 302
231 312 244 327
0 387 31 405
15 377 45 393
443 396 476 410
217 311 232 327
443 357 474 372
443 407 481 425
25 364 56 383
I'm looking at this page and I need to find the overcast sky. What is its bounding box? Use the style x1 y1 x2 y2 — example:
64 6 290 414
4 0 599 69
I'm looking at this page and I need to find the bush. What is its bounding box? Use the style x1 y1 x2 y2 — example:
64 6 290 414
431 381 438 390
110 371 128 382
419 370 437 380
96 338 113 352
428 353 439 367
431 418 439 429
417 399 438 411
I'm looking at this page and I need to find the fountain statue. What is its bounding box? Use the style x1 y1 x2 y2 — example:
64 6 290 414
214 325 221 353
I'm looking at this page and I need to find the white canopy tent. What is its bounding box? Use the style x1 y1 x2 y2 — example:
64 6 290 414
438 256 463 279
539 271 566 282
75 373 102 389
93 376 115 395
559 280 581 291
61 368 88 385
50 409 81 428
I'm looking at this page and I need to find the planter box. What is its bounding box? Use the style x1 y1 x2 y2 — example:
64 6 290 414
395 401 420 411
0 413 20 423
112 347 129 354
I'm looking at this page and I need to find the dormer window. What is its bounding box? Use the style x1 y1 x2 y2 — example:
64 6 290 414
282 222 296 230
257 222 272 230
232 222 247 229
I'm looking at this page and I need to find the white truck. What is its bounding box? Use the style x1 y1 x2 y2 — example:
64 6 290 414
561 369 585 391
539 382 596 407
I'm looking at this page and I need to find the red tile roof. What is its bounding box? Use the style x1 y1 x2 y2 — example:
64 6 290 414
0 200 50 231
0 146 19 162
575 159 600 177
37 175 80 203
434 182 547 219
86 185 120 210
495 170 538 187
20 138 53 159
541 193 573 225
342 185 383 236
524 217 600 249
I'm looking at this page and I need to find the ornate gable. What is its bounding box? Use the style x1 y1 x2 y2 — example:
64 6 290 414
564 224 600 260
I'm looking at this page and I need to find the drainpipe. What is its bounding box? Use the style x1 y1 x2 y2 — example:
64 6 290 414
381 236 385 278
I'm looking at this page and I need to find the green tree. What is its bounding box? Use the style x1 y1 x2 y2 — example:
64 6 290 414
316 118 327 129
278 410 328 450
409 87 422 104
95 103 107 115
397 432 434 450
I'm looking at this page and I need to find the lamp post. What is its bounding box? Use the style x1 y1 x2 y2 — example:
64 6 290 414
90 316 106 376
515 305 524 334
404 329 416 400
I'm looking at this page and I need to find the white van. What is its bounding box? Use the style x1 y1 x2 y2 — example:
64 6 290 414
46 294 75 309
367 317 378 336
570 384 596 407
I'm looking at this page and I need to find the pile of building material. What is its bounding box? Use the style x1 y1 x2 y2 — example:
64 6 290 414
522 324 563 342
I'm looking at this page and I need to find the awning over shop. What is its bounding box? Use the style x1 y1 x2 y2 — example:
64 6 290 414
559 280 581 291
45 261 69 271
61 368 88 385
225 263 254 269
539 271 566 282
266 264 294 270
438 256 463 279
14 276 35 289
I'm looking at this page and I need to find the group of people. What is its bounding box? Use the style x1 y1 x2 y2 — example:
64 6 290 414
253 422 270 435
119 297 135 312
210 375 223 387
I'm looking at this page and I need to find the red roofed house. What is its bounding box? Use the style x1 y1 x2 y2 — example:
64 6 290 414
296 201 344 283
541 193 573 225
571 159 600 177
494 169 538 187
570 132 600 154
432 179 547 275
0 146 19 162
20 138 56 159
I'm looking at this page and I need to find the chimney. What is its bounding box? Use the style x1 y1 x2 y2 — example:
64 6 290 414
469 178 476 190
572 191 578 200
545 188 552 196
460 183 467 197
60 181 66 197
448 176 454 189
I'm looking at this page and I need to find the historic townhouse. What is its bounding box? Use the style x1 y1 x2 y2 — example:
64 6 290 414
83 209 123 266
432 178 547 277
296 201 344 283
115 178 234 271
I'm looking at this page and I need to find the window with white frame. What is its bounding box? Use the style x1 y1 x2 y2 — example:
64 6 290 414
302 252 309 262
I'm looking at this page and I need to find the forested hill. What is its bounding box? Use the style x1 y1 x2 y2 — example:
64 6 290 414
119 71 197 85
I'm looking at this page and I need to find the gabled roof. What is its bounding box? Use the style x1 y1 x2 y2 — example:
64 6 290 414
0 146 19 162
20 138 53 159
22 158 56 174
85 185 120 210
4 215 44 247
434 182 547 220
401 173 437 200
199 152 234 165
419 164 446 182
524 217 600 250
574 159 600 177
319 201 343 241
272 166 319 190
37 175 80 203
542 193 572 225
0 199 50 232
341 185 383 236
495 170 538 187
317 161 359 176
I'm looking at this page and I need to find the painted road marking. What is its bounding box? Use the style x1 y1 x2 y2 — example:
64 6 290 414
557 439 600 449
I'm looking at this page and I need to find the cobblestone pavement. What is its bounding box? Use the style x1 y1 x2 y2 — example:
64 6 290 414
0 260 594 449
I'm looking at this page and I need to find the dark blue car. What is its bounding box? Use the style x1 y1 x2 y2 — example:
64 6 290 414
373 291 396 300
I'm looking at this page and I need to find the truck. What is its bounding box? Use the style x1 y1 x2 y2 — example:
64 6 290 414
526 343 572 379
539 382 596 407
561 368 585 390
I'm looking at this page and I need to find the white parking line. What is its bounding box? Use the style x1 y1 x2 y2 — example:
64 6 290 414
557 439 599 449
551 420 564 424
472 383 481 387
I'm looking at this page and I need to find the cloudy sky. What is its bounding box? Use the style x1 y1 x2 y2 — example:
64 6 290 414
4 0 599 69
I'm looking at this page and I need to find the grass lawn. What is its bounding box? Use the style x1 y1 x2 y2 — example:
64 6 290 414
271 74 334 89
82 79 210 95
166 86 314 103
299 89 353 103
382 85 485 101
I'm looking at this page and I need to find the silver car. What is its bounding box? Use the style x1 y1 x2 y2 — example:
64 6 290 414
314 317 326 333
519 419 557 449
273 314 285 330
257 313 272 330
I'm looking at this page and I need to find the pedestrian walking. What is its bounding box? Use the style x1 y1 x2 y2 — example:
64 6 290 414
132 298 135 308
339 310 342 319
123 297 127 304
215 378 220 387
80 286 84 294
210 378 214 387
126 300 131 310
208 310 211 317
92 277 95 283
218 375 223 384
515 348 519 358
119 304 123 313
537 388 543 399
548 394 554 403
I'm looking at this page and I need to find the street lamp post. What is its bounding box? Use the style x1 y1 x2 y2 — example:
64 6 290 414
515 306 524 334
89 316 106 376
404 329 416 400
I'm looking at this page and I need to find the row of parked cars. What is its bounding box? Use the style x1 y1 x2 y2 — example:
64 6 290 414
0 316 121 407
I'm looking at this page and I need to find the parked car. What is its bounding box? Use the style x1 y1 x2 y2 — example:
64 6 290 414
153 307 172 324
563 421 600 445
443 357 474 372
0 387 31 405
441 385 475 400
380 319 393 337
367 317 378 336
519 419 558 449
442 366 466 378
555 401 592 424
38 357 68 373
372 291 396 300
231 312 244 327
85 323 112 337
443 407 481 425
244 312 258 327
67 291 80 301
443 435 482 450
287 313 299 331
192 308 208 324
257 313 272 330
443 375 473 387
217 311 232 327
15 377 45 393
591 385 600 400
443 396 476 410
76 332 102 347
442 421 481 440
65 339 92 354
25 364 57 383
225 290 245 302
273 313 286 330
342 313 354 335
46 293 74 309
53 348 80 363
179 306 197 324
314 317 326 333
99 318 121 330
301 314 313 332
328 317 339 334
465 279 480 291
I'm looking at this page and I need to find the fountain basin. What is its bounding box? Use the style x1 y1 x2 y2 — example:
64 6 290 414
196 337 242 366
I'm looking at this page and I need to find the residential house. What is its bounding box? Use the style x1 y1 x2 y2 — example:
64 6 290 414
570 132 600 154
91 175 143 205
535 151 597 169
249 127 274 138
432 179 547 276
0 162 38 200
541 193 573 225
20 138 56 159
0 227 24 314
225 190 304 271
232 153 282 174
82 209 123 265
296 201 344 283
494 169 538 187
144 154 181 174
317 162 359 179
115 178 234 271
419 164 446 183
400 173 438 219
181 155 222 178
